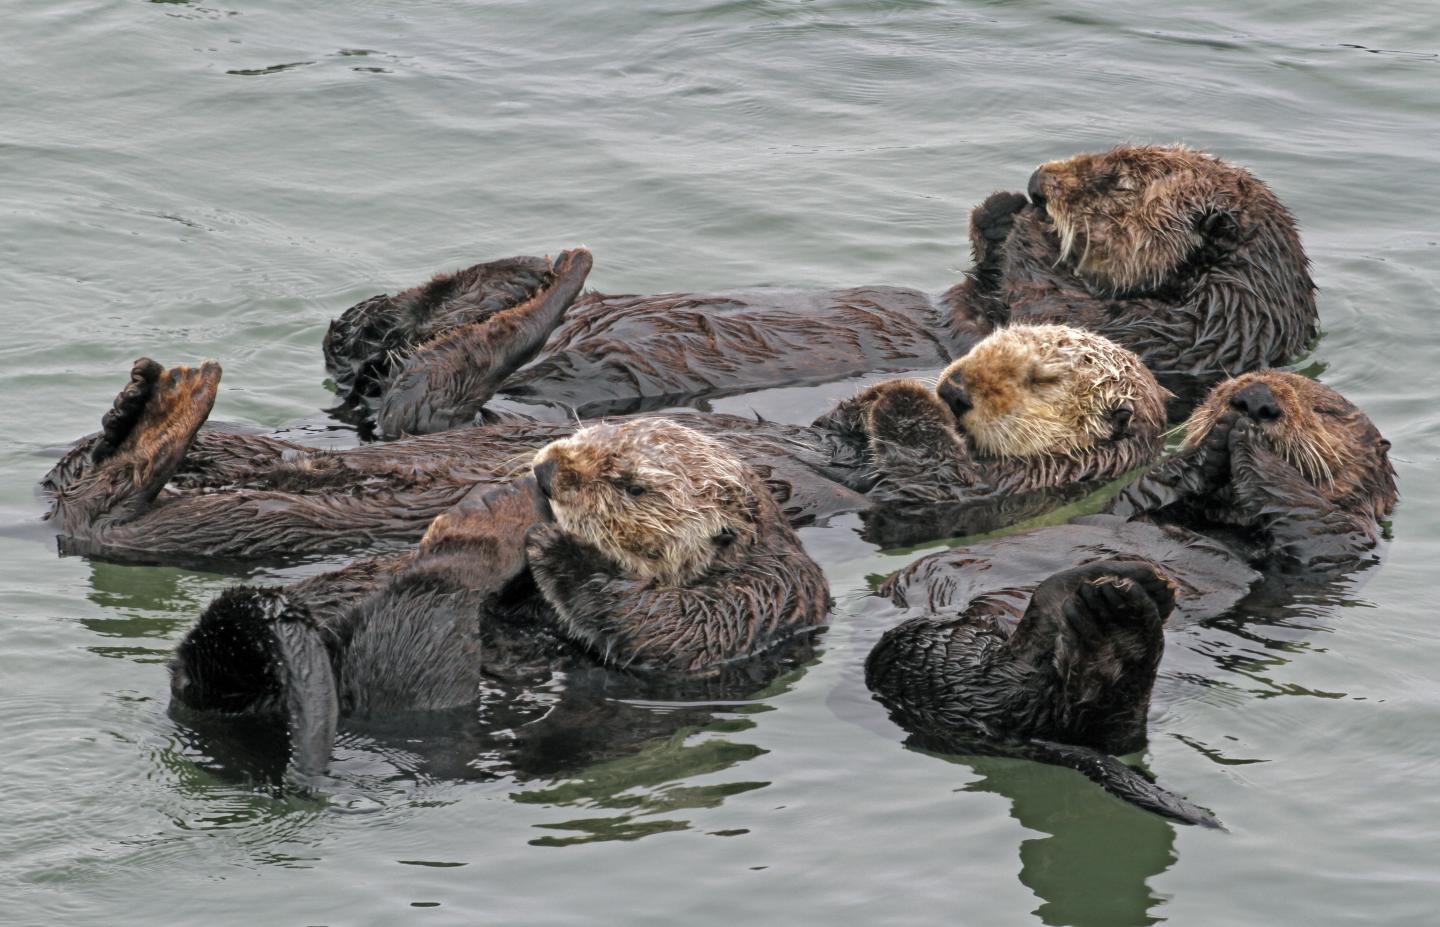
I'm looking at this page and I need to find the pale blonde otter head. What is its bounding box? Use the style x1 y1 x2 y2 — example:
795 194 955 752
1181 371 1397 520
936 324 1167 462
531 419 761 585
1028 144 1281 295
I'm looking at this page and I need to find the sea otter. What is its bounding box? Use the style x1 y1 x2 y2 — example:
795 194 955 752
865 559 1219 827
324 146 1310 436
867 371 1395 823
44 325 1168 564
169 419 830 777
966 145 1317 411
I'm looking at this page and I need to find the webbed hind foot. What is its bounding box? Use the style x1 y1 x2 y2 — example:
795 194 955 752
54 359 222 525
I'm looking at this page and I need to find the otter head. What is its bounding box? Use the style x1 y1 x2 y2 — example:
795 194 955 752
935 324 1167 467
1027 144 1275 295
531 419 764 585
1181 371 1397 521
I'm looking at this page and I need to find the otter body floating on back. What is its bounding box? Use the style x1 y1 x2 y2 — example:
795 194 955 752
869 372 1395 824
43 326 1170 564
170 420 829 778
968 145 1317 412
323 145 1313 436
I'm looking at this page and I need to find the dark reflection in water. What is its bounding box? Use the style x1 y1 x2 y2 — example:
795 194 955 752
165 640 817 848
954 753 1176 927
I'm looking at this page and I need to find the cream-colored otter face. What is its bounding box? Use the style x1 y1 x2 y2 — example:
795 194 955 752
531 419 758 585
1028 144 1247 294
1181 371 1397 519
936 324 1166 461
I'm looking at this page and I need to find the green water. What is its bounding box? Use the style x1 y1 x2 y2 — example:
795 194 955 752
4 1 1438 924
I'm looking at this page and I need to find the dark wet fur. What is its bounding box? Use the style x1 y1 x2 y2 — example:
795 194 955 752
950 146 1317 411
867 560 1219 827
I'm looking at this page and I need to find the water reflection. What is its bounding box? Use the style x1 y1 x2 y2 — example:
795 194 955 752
163 643 817 849
957 753 1177 927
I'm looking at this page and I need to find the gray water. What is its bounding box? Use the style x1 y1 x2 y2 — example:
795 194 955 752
4 1 1439 924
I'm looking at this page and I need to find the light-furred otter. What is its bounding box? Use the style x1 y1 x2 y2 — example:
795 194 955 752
867 371 1395 824
966 145 1317 412
169 420 829 777
44 325 1168 564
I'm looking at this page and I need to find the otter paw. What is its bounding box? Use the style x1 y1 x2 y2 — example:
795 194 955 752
972 191 1031 243
92 358 165 463
1197 408 1242 487
1051 560 1176 643
862 381 956 444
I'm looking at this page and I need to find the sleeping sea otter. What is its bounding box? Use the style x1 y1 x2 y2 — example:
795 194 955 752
967 145 1317 411
324 146 1310 435
44 325 1168 564
169 420 829 777
867 371 1395 823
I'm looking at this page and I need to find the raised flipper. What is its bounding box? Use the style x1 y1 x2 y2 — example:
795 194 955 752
324 254 555 418
169 587 339 778
375 248 593 437
49 358 221 528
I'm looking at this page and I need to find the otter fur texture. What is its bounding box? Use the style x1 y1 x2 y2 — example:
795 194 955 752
46 325 1169 564
866 559 1219 827
168 420 829 776
958 145 1317 400
869 372 1394 825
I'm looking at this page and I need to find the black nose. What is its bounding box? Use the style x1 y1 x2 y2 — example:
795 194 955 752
1027 168 1048 210
1228 383 1283 422
936 376 972 419
533 458 556 498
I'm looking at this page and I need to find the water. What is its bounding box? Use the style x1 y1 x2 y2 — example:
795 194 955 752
4 1 1439 924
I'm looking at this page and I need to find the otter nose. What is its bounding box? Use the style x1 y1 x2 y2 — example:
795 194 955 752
1228 383 1283 422
1027 168 1048 210
936 376 972 420
533 458 557 498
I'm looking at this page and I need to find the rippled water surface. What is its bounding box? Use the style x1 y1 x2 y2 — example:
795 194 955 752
4 1 1439 924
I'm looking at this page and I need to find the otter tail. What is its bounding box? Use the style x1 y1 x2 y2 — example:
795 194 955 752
169 587 339 779
1024 739 1223 829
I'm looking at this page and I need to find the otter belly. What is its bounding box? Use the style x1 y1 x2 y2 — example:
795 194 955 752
501 286 955 417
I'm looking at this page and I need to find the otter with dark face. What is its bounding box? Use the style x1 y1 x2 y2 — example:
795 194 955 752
324 145 1310 436
169 420 829 776
44 325 1169 564
866 560 1219 827
869 372 1395 824
960 145 1317 411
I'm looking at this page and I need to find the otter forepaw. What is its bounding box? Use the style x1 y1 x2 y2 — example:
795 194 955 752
862 380 957 445
1045 560 1176 642
970 191 1031 265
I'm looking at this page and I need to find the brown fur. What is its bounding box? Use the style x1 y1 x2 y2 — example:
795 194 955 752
1179 371 1397 523
533 420 763 586
955 145 1317 387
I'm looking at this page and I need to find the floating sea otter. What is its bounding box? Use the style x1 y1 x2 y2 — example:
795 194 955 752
867 371 1395 824
43 325 1168 564
169 420 830 777
323 145 1314 436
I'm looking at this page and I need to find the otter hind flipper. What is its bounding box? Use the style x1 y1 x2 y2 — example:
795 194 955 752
1024 740 1224 830
52 359 221 528
376 248 594 436
323 255 555 409
170 587 339 779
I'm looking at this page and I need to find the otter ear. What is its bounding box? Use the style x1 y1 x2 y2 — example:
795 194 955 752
1109 404 1135 441
712 527 737 549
